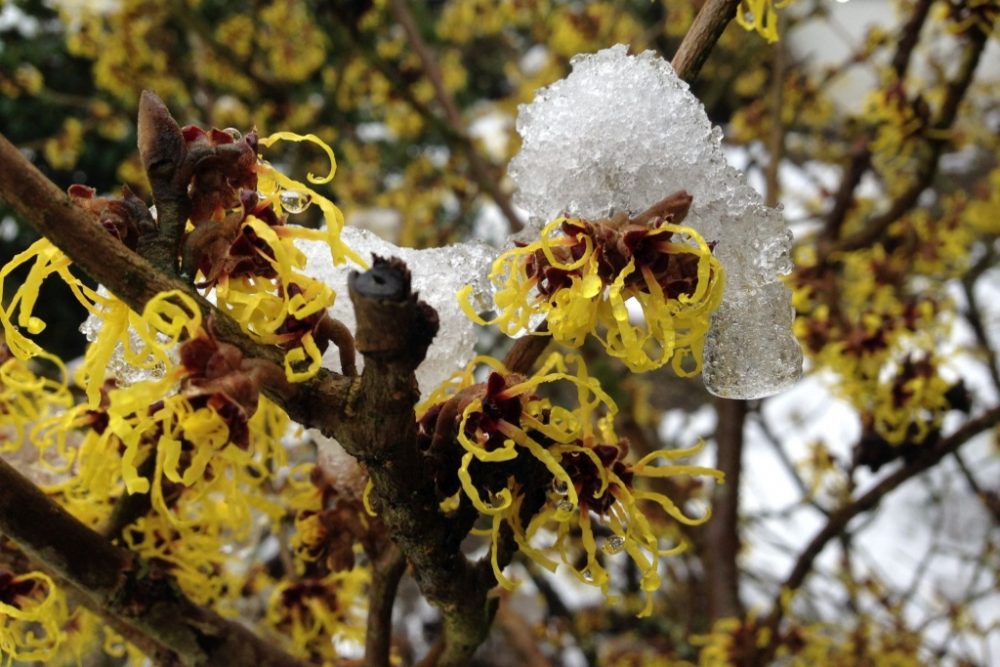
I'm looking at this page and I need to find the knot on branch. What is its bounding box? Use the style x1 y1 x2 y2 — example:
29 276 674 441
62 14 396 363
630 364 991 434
348 255 439 364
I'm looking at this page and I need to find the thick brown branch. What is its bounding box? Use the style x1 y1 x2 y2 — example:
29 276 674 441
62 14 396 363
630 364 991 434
753 404 1000 664
670 0 740 82
705 397 746 621
0 131 353 435
343 257 497 666
0 457 306 667
365 544 407 667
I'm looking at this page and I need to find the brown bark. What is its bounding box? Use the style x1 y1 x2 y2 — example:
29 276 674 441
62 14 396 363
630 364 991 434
0 457 306 667
705 397 747 621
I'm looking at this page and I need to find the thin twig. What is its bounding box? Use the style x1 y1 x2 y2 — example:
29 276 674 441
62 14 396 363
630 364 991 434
318 315 359 376
952 451 1000 524
754 411 829 517
496 596 552 667
387 0 523 233
670 0 741 82
961 248 1000 393
764 20 787 210
753 404 1000 664
503 321 551 375
831 26 989 254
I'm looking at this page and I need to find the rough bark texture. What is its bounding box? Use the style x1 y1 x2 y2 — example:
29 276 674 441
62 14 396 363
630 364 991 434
0 457 306 667
671 0 741 81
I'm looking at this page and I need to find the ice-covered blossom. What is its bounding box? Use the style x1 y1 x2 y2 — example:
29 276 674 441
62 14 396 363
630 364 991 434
462 193 725 374
508 45 801 398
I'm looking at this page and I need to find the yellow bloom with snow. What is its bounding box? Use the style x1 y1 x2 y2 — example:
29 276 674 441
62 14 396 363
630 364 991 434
461 198 724 374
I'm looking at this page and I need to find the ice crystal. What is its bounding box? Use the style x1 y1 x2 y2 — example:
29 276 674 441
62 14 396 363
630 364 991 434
298 227 495 397
508 45 801 398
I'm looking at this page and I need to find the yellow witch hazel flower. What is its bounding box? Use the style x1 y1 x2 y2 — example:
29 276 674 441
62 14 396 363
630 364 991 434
0 570 68 666
0 345 72 455
33 291 290 608
736 0 795 43
461 193 724 374
185 129 362 383
417 352 723 616
265 570 368 664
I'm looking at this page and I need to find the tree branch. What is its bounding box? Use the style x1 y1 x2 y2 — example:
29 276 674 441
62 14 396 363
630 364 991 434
0 131 354 436
0 131 500 664
819 0 933 246
705 397 746 620
753 404 1000 664
670 0 740 82
0 457 307 667
387 0 523 233
831 25 988 254
342 256 498 666
365 544 407 667
503 321 551 374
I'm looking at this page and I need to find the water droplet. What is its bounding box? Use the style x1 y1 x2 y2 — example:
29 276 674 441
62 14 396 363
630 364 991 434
556 499 575 513
279 189 313 214
551 478 569 496
602 535 626 555
581 568 594 582
223 127 242 140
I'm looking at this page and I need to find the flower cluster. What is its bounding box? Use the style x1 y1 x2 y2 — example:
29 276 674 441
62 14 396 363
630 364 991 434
0 345 72 455
180 128 360 382
0 570 68 666
462 192 724 374
0 95 379 659
417 352 722 616
862 81 929 170
684 608 926 667
29 292 291 608
264 571 367 664
790 182 982 459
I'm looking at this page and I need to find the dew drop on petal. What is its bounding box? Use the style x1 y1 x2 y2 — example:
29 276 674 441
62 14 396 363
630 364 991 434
551 478 569 496
223 127 242 140
279 189 313 214
556 499 575 513
602 534 626 555
582 568 594 582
